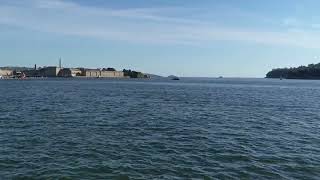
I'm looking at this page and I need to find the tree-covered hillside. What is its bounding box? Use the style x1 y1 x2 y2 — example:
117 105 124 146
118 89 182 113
266 63 320 79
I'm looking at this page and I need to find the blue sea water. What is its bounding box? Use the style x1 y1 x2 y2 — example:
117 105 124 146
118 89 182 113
0 78 319 179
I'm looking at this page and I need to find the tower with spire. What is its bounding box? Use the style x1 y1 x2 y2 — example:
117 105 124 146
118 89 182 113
59 58 62 69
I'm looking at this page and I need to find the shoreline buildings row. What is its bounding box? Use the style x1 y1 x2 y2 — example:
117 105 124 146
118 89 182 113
25 66 125 78
0 63 148 79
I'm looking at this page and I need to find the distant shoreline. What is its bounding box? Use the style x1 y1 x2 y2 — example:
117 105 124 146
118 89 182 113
266 63 320 80
0 66 150 79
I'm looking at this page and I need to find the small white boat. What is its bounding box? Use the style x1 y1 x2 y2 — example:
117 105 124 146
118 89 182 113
172 77 180 80
168 75 180 80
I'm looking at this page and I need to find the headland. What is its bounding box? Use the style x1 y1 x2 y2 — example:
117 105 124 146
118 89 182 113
266 63 320 79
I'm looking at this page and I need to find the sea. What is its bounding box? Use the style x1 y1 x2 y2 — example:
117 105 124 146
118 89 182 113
0 78 319 179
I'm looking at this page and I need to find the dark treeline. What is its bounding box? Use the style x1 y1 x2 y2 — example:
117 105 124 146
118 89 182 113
123 69 149 78
266 63 320 79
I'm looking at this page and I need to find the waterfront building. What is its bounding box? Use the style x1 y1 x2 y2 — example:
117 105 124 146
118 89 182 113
0 69 13 77
39 67 61 77
23 70 40 77
83 69 124 78
58 68 82 77
22 64 38 77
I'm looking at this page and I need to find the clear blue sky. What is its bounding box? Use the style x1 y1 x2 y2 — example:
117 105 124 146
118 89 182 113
1 0 320 77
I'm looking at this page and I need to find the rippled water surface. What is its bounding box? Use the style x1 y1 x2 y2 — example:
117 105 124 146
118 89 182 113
0 78 320 179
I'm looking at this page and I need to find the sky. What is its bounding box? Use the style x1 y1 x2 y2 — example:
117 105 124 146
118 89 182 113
1 0 320 77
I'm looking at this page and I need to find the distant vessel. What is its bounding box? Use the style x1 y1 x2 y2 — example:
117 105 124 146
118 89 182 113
219 76 223 79
168 75 180 80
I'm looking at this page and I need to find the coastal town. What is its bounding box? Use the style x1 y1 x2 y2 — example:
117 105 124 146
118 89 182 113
0 60 149 79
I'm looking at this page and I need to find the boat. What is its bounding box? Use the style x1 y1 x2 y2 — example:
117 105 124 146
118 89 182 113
168 75 180 80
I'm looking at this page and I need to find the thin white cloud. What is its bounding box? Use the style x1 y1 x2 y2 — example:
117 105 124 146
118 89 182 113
1 0 320 48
